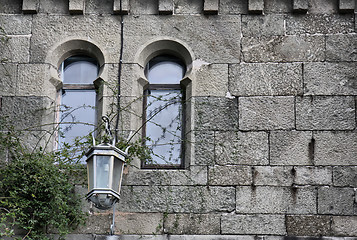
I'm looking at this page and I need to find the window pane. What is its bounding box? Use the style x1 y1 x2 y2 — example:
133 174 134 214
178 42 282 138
63 61 98 84
147 61 184 84
145 90 182 165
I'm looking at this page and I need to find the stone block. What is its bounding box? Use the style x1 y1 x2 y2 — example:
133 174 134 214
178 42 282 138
239 96 294 130
158 0 173 14
236 186 316 214
208 165 252 186
314 131 357 166
85 0 113 14
242 35 325 62
253 166 294 186
0 15 32 35
164 214 220 234
294 167 333 185
270 131 313 166
115 212 163 234
296 96 355 130
194 97 238 131
118 186 235 213
17 64 47 96
221 214 286 235
241 15 285 37
339 0 355 13
304 62 357 96
69 0 84 14
248 0 264 14
0 36 30 63
192 130 215 165
215 131 269 165
318 187 355 215
292 0 308 13
286 14 354 35
332 216 357 236
203 0 219 14
194 64 228 97
124 15 241 64
37 0 69 14
72 212 112 234
174 0 203 14
326 34 357 62
219 0 248 14
0 0 22 13
286 215 332 236
122 166 207 186
0 64 17 96
333 167 357 187
308 0 339 13
264 0 292 13
129 0 158 14
229 63 302 96
113 0 129 14
31 15 122 64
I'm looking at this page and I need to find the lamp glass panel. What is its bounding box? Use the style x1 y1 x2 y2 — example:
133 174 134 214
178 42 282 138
112 157 124 193
95 155 111 189
87 156 94 191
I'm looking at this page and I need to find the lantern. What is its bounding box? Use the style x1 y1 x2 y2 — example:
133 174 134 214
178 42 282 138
85 143 126 210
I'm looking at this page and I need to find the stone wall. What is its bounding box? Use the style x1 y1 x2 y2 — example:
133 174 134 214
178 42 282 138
0 0 356 239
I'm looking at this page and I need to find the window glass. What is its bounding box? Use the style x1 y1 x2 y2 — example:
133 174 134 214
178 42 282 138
63 61 98 84
143 56 185 167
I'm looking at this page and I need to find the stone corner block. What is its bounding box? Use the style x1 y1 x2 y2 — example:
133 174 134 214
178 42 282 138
203 0 219 15
69 0 85 14
158 0 173 15
292 0 308 13
22 0 39 13
338 0 355 13
113 0 129 14
248 0 264 14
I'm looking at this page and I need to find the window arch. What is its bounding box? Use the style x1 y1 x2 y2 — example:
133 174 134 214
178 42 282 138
58 55 98 155
142 55 186 168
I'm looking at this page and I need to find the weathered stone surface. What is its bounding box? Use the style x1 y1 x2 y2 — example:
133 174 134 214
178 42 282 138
69 0 84 14
104 236 256 240
236 186 316 214
113 0 129 14
1 36 30 63
304 62 357 95
0 15 32 35
38 0 69 14
296 96 355 130
264 0 292 13
0 0 22 13
72 212 112 234
333 167 357 187
294 167 333 185
292 0 308 13
122 166 207 186
286 14 354 35
219 0 248 14
314 131 357 166
174 0 203 14
270 131 313 166
124 15 241 64
0 64 17 96
194 64 228 97
208 165 252 185
118 186 235 213
242 35 325 62
192 130 215 165
194 97 238 131
31 15 122 64
318 187 355 215
332 216 357 236
308 0 339 14
158 0 173 14
85 0 113 14
242 15 285 37
229 63 302 96
22 0 38 13
326 34 357 62
221 214 286 235
253 166 294 186
248 0 264 13
286 215 332 236
239 97 294 130
215 131 269 165
17 64 47 96
115 212 163 234
338 0 355 13
203 0 219 14
165 214 220 234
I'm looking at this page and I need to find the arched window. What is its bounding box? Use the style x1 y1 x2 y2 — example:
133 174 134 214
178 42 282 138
143 55 186 168
58 55 98 152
